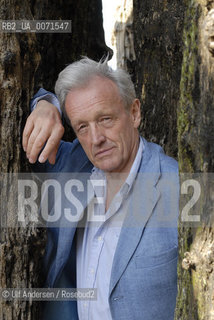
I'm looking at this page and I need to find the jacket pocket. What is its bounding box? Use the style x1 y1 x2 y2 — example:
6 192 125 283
135 246 178 268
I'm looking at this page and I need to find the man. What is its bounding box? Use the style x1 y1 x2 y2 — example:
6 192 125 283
23 57 179 320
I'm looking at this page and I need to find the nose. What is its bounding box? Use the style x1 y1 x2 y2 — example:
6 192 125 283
90 123 106 145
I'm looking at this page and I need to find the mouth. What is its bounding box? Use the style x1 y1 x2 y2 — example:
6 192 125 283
95 147 115 158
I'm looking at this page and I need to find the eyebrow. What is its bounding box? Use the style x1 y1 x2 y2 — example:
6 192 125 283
73 109 115 126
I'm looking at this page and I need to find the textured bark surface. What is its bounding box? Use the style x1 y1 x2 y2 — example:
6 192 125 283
175 1 214 319
0 0 108 318
32 0 109 92
132 0 185 158
0 1 43 318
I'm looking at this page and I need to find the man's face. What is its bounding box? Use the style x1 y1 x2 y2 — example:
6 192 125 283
65 76 141 173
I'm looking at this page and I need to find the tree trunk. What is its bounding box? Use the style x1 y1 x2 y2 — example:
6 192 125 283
132 0 185 158
176 1 214 319
0 0 109 318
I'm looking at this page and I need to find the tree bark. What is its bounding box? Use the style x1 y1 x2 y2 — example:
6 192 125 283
133 0 185 158
0 0 109 318
0 1 43 318
176 1 214 319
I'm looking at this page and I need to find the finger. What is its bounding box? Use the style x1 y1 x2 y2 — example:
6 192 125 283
47 144 60 165
38 126 64 163
27 127 52 163
22 118 34 151
28 128 55 163
26 126 42 158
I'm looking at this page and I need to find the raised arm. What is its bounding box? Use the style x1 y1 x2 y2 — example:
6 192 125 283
22 99 64 165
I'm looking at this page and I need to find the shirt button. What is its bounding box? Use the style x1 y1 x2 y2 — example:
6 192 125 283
98 236 102 242
90 268 94 274
83 302 88 307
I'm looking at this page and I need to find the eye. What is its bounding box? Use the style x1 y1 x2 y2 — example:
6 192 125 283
77 124 88 134
100 117 112 124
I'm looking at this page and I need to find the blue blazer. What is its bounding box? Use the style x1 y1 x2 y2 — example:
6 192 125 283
33 136 179 320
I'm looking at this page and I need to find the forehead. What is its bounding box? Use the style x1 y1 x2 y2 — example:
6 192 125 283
65 76 123 113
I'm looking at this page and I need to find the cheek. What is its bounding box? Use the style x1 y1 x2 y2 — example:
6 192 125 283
118 130 132 148
113 134 128 160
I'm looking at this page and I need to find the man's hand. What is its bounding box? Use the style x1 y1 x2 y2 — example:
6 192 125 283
22 100 65 164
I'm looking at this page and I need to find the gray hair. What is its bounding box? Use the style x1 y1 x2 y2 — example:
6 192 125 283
54 56 136 119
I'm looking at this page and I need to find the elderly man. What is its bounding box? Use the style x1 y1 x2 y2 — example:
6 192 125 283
23 57 179 320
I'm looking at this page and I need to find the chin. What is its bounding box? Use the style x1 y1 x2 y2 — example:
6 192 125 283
97 161 120 173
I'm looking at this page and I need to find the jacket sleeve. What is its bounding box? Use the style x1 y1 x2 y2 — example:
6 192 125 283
30 88 61 115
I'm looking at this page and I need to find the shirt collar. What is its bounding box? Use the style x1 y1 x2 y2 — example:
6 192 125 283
125 136 144 188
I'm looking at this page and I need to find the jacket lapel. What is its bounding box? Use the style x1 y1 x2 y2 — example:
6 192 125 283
109 138 161 295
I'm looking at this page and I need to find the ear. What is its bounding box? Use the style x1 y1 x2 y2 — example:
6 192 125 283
130 99 141 128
